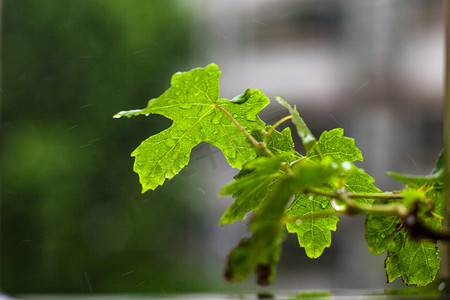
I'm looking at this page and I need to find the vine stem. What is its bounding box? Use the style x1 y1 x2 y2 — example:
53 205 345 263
283 188 408 224
306 188 403 200
215 104 274 157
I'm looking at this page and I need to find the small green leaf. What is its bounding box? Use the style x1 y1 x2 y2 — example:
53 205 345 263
287 128 375 258
308 128 363 163
385 232 440 286
365 153 444 287
286 192 338 258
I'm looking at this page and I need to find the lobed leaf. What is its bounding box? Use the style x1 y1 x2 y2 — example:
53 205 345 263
365 152 444 286
115 64 269 192
287 128 376 258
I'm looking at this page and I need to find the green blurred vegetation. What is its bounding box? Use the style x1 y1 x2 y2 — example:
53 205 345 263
1 0 215 293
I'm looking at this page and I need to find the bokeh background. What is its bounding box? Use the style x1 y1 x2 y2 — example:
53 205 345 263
0 0 445 295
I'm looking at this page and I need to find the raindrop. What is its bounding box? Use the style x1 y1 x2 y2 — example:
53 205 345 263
380 234 386 239
308 196 314 201
331 199 345 211
232 114 238 118
295 219 302 225
145 113 150 116
341 161 352 171
113 114 121 119
179 104 192 110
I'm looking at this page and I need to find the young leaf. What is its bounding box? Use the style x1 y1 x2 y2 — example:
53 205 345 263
307 128 363 163
114 64 269 192
275 96 317 152
252 126 301 161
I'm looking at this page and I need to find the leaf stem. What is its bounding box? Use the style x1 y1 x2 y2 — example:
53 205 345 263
304 188 409 217
264 115 293 145
215 104 274 157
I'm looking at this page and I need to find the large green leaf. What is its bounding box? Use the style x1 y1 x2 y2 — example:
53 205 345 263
114 64 269 192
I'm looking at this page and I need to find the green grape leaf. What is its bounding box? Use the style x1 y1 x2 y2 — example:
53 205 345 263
307 128 363 163
114 64 269 192
385 231 440 286
286 128 377 258
252 126 301 161
275 96 317 152
366 202 442 286
286 192 338 258
365 153 444 286
343 168 381 206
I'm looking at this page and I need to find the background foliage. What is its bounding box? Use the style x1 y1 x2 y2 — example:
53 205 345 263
0 0 215 293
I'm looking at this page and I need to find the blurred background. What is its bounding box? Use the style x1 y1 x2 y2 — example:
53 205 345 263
0 0 445 295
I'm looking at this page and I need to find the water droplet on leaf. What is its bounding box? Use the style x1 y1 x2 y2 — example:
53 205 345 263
295 219 302 225
341 161 352 171
180 104 192 110
331 199 345 211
